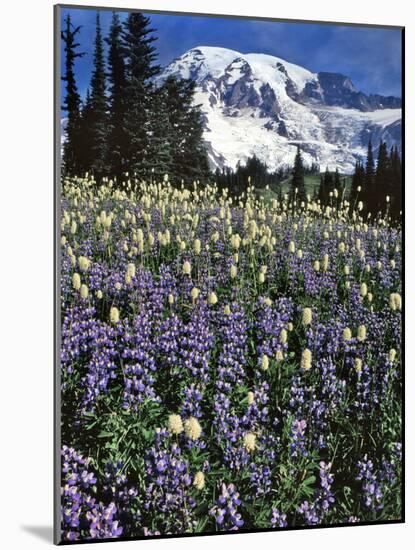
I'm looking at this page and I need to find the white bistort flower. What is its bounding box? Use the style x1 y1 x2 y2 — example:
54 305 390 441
168 414 183 435
184 417 202 440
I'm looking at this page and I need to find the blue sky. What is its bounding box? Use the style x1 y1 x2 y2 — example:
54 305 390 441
60 6 402 102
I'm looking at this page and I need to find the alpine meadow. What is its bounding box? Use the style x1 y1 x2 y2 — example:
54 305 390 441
57 7 403 544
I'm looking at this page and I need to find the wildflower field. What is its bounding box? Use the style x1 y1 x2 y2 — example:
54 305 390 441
60 176 402 542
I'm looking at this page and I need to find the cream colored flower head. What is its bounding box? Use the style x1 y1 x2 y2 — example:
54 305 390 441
184 417 202 440
243 432 257 452
110 306 120 324
127 263 136 278
230 264 238 279
279 329 288 344
193 239 201 255
275 350 284 362
360 283 368 298
389 293 402 311
72 272 81 291
247 391 255 405
343 327 352 342
78 256 91 273
208 291 218 306
261 354 269 371
389 348 397 363
354 358 363 373
357 325 367 342
193 471 205 490
79 284 88 300
168 414 183 435
302 307 312 326
182 261 191 276
191 287 200 301
301 348 312 371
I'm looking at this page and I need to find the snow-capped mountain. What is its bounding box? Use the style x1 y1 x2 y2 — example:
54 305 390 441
158 46 401 173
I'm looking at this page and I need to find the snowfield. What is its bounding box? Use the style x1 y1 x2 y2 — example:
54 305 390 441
158 46 401 174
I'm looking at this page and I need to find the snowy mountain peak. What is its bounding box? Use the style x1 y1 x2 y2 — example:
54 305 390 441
161 46 317 93
158 47 401 173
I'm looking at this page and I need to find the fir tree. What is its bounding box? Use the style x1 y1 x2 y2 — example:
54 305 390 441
359 139 376 214
146 85 172 181
78 88 94 171
375 141 389 187
334 167 341 189
318 174 325 203
290 146 306 203
388 145 402 219
61 14 84 176
122 12 160 177
163 77 209 185
88 12 109 177
349 160 365 208
365 140 375 188
105 12 127 177
318 167 335 204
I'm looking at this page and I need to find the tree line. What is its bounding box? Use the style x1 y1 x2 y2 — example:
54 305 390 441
61 11 209 183
349 140 402 219
213 151 320 198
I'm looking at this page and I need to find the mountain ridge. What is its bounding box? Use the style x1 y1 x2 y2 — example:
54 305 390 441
158 46 401 174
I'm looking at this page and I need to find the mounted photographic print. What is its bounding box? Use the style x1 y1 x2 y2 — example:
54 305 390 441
54 3 404 544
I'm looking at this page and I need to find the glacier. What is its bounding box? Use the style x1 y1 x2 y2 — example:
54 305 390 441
157 46 401 174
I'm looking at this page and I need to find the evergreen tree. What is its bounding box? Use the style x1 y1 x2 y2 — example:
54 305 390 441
334 167 341 189
290 146 306 203
318 167 335 204
163 77 209 185
87 12 109 177
78 88 94 171
375 141 389 186
388 146 402 219
371 141 390 212
105 12 127 177
61 14 84 176
318 170 326 203
146 85 172 181
122 12 160 177
349 160 365 208
364 140 375 188
359 140 376 214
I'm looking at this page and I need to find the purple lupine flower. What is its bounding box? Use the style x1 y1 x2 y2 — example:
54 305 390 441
298 462 335 525
271 508 287 528
210 483 244 531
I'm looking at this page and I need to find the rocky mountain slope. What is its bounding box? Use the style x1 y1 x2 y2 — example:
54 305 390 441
158 46 401 173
